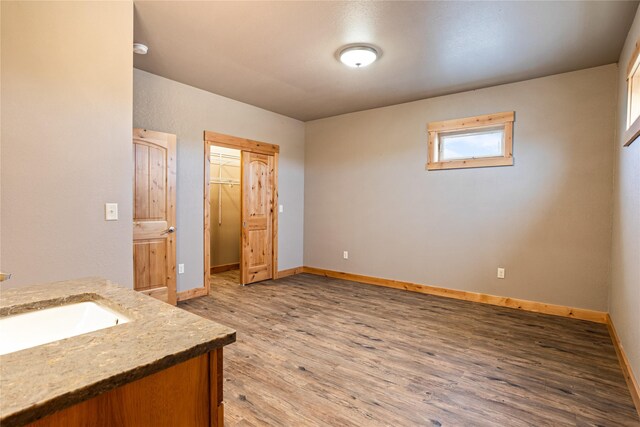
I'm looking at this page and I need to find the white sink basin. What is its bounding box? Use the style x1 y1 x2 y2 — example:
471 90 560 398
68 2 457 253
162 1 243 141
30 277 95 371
0 301 130 355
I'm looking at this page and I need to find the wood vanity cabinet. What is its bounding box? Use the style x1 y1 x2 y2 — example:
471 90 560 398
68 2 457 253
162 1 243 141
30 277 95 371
27 349 225 427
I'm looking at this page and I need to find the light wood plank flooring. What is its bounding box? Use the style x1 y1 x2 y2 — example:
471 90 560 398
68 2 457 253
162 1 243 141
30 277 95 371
181 271 639 426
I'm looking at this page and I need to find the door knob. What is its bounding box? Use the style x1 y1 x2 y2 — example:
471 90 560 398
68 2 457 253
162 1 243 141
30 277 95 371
0 272 12 282
162 226 176 234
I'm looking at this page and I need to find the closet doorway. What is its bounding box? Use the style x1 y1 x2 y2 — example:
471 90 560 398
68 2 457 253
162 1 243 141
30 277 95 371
209 146 241 283
203 131 279 288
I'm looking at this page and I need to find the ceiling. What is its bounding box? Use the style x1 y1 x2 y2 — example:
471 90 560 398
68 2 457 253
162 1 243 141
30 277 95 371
134 1 638 122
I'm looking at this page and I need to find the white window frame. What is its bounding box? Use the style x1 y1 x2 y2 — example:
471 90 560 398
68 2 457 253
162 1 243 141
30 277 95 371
426 111 515 171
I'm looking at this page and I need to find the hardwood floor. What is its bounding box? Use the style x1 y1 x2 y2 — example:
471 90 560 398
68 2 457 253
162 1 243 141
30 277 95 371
209 269 241 287
180 272 640 426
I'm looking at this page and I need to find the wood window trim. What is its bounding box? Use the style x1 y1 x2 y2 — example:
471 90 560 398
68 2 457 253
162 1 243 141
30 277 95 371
624 41 640 147
426 111 514 171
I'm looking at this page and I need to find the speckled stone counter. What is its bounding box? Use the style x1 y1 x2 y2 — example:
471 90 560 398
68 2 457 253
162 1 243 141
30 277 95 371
0 277 236 427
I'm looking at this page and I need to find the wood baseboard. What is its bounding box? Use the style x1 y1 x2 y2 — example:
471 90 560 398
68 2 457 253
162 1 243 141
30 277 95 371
276 266 303 279
177 287 209 302
300 266 608 324
607 314 640 417
210 263 240 274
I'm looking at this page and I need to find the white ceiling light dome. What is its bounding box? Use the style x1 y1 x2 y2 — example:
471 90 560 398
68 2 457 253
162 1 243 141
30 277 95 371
133 43 149 55
339 45 379 68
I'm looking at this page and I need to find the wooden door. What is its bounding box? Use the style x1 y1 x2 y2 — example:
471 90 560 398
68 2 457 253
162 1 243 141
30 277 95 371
241 152 274 285
133 128 177 304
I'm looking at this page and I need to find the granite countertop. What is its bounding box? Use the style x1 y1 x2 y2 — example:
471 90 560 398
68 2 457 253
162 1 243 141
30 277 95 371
0 277 236 427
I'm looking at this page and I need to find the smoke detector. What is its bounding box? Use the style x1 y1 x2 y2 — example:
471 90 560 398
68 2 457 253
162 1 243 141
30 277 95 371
133 43 148 55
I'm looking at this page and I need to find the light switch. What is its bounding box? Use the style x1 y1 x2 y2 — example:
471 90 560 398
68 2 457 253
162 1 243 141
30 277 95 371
105 203 118 221
279 205 284 213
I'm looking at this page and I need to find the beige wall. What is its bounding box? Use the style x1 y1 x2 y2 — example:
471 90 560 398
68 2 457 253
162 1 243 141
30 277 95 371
210 148 241 267
133 69 305 292
612 8 640 393
1 1 133 287
305 65 617 311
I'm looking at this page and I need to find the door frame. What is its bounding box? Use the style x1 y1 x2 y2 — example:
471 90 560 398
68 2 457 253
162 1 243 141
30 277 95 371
203 131 279 291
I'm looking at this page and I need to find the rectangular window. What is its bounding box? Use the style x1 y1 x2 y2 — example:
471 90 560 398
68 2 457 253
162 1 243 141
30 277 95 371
427 111 514 170
439 127 504 161
625 41 640 146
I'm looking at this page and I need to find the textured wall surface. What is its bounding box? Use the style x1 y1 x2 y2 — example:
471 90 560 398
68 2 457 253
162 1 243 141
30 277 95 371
611 7 640 396
305 65 617 311
1 1 134 287
134 69 305 292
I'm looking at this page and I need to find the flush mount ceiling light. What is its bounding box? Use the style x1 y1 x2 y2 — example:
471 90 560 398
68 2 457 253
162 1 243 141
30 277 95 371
133 43 148 55
339 45 379 68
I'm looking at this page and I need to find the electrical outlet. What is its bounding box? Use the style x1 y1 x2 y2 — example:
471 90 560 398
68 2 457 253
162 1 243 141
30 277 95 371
343 251 349 260
497 267 505 279
178 264 185 274
279 204 284 213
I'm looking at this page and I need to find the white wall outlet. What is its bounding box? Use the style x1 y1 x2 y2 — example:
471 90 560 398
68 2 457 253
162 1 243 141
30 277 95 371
105 203 118 221
497 267 505 279
178 264 185 274
343 251 349 260
279 204 284 213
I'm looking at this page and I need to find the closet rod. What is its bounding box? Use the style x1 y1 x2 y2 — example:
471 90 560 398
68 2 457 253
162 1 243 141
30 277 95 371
210 153 240 160
210 179 240 185
210 163 240 167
